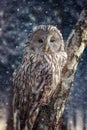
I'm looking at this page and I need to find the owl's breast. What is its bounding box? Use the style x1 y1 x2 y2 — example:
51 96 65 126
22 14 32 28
18 53 61 97
44 54 61 88
24 54 53 94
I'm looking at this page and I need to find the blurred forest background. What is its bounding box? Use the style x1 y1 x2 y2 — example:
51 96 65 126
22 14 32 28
0 0 87 130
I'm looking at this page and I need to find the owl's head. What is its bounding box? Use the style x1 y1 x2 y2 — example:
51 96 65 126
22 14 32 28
25 25 64 54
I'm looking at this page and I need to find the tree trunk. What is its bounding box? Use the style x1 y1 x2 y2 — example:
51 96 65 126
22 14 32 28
31 7 87 130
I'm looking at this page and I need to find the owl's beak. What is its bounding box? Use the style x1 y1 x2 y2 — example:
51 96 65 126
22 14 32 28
44 44 49 52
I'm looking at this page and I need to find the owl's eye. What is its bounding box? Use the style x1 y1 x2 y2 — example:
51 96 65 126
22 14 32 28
50 38 56 42
38 39 43 43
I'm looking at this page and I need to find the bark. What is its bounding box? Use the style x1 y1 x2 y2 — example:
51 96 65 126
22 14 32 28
32 7 87 130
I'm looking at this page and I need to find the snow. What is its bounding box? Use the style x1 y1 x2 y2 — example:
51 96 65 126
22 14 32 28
0 0 87 129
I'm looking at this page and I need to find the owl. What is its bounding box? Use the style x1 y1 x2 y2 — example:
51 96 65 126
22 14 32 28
13 25 67 130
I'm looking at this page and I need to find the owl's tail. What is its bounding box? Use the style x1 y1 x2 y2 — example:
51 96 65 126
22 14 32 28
27 107 40 130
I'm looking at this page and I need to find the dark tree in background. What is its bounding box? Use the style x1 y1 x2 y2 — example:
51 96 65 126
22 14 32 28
0 0 87 130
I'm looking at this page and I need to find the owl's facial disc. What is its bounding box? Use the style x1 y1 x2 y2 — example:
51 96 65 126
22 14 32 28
29 29 63 54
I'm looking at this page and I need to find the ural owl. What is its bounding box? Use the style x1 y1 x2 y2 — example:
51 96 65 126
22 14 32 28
13 25 67 130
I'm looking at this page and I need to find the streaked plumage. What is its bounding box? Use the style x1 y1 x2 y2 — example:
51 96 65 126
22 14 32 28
13 25 67 130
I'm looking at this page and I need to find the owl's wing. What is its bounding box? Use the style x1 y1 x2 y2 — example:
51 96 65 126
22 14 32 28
13 55 53 129
57 51 67 69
